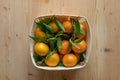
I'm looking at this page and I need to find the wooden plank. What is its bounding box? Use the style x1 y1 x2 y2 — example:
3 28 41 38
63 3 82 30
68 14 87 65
0 0 120 80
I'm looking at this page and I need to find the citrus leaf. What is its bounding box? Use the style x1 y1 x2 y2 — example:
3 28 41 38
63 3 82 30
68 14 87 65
83 54 87 60
46 30 54 38
72 21 76 34
54 17 65 32
57 59 63 66
76 19 85 35
57 37 62 51
71 33 75 40
29 36 41 42
48 37 56 41
69 38 79 49
45 50 57 59
33 53 43 62
80 24 85 35
55 31 68 39
37 61 43 65
47 37 56 44
55 31 64 37
75 37 84 43
74 21 81 35
80 53 86 61
35 20 54 35
71 18 85 37
71 18 81 38
33 53 45 66
49 40 55 51
45 51 51 59
35 21 45 31
42 23 54 34
29 36 48 43
40 17 52 24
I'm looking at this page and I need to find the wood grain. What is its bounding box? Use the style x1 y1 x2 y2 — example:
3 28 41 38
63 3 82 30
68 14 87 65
0 0 120 80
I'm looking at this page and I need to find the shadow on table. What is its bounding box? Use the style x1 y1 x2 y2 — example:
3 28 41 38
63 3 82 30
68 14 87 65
28 65 90 80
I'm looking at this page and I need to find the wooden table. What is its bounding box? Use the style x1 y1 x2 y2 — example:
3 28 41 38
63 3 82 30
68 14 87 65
0 0 120 80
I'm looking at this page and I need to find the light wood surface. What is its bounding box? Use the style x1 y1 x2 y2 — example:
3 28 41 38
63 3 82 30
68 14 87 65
0 0 120 80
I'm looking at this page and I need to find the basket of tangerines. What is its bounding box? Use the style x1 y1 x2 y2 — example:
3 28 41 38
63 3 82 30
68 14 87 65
29 15 91 70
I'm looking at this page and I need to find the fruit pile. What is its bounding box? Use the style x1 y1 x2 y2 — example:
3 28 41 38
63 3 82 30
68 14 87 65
30 16 88 67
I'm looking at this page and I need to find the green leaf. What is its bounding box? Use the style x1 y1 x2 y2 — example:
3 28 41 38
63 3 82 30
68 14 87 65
83 54 87 60
57 37 62 51
71 33 75 40
42 23 54 34
55 31 68 38
80 53 86 61
57 59 63 66
55 31 64 37
47 37 56 51
77 18 86 35
46 30 54 38
35 20 54 35
47 37 56 44
45 51 51 60
37 61 43 65
40 17 52 24
72 23 76 37
33 53 43 62
29 36 47 43
48 37 56 41
29 36 40 42
79 25 85 35
71 18 85 37
71 18 81 38
74 20 81 36
45 50 56 59
49 40 55 51
54 17 65 32
51 49 57 55
75 37 84 43
35 21 45 31
69 38 79 49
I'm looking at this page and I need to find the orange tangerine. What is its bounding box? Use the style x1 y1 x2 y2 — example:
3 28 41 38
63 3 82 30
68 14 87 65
34 27 46 38
63 54 78 67
49 22 59 33
59 40 70 55
72 40 87 54
62 21 73 33
34 42 49 56
45 53 60 67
